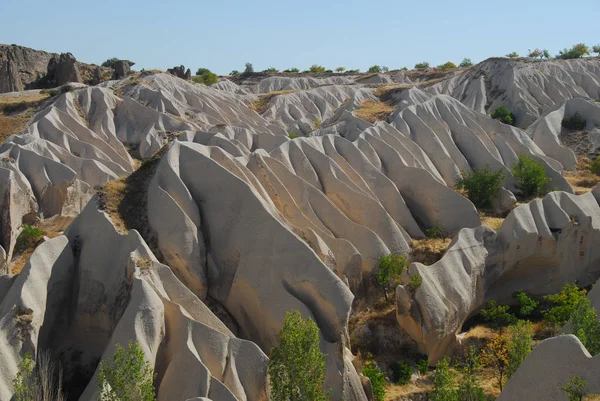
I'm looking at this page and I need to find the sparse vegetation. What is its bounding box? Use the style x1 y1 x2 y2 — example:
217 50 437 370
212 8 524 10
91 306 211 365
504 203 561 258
0 92 50 144
561 376 590 401
562 112 587 131
512 154 551 199
283 68 299 73
569 297 600 355
98 340 156 401
335 67 345 73
376 253 407 301
368 65 382 73
416 358 429 375
593 45 600 56
193 68 218 86
457 347 487 401
527 48 543 59
457 166 505 209
269 310 328 401
544 283 587 328
415 62 430 69
13 351 65 401
482 332 510 391
229 70 239 76
101 57 119 68
437 61 457 71
288 132 300 139
309 65 326 73
514 291 539 318
556 43 590 60
249 89 297 114
15 224 44 254
263 67 279 73
460 58 474 67
409 237 452 265
244 62 254 75
354 100 394 123
505 52 519 58
363 361 386 401
490 105 516 125
393 361 412 385
480 300 517 328
408 274 423 292
506 320 533 378
430 357 456 401
591 156 600 176
425 222 446 239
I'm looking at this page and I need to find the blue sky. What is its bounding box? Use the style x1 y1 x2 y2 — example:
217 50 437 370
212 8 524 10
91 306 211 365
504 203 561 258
1 0 597 75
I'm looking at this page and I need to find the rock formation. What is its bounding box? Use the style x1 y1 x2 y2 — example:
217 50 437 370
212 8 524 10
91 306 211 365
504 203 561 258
0 56 23 93
167 65 192 80
112 60 135 79
49 52 82 86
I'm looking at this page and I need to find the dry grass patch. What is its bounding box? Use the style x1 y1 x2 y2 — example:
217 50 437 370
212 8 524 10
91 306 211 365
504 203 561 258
409 238 451 265
249 90 297 114
385 378 432 400
480 213 505 231
0 92 50 143
354 100 395 123
564 157 600 195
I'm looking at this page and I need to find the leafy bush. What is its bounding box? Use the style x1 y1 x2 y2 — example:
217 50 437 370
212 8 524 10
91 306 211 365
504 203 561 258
376 253 407 301
570 297 600 355
505 52 519 58
309 65 326 73
528 48 543 58
430 357 457 401
362 361 386 401
590 156 600 176
101 57 119 68
15 224 44 254
13 352 65 401
556 43 590 60
482 333 510 391
393 361 412 385
414 62 430 69
514 291 539 317
512 155 551 199
347 69 360 74
480 300 516 328
561 376 590 401
408 274 423 292
416 358 429 375
460 58 474 67
269 310 328 401
561 112 587 131
263 67 278 73
400 66 408 71
543 49 551 59
544 283 587 327
229 70 239 76
98 341 156 401
491 105 516 125
437 62 457 71
457 347 487 401
283 68 299 73
507 320 533 378
425 222 446 239
335 67 345 73
457 166 505 209
593 45 600 56
244 62 254 75
368 65 382 73
193 69 218 86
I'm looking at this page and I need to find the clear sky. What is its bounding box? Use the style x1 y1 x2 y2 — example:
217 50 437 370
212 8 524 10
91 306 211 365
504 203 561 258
1 0 597 75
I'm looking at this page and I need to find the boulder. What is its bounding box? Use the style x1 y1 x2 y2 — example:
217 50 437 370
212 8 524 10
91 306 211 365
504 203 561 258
49 52 82 86
167 65 191 80
112 60 134 79
0 56 23 93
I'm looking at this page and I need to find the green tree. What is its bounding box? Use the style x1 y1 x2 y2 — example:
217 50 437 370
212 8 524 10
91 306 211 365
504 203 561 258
528 49 543 59
284 68 300 73
482 333 509 391
505 52 519 58
437 62 457 70
543 49 551 59
590 156 600 176
13 353 34 401
269 310 328 401
335 67 345 73
263 67 278 73
512 154 551 199
229 70 239 76
460 58 474 67
490 105 516 125
193 68 218 86
457 166 505 209
430 357 457 401
392 361 412 385
98 341 156 401
309 65 326 73
562 112 587 131
570 297 600 355
480 300 516 328
101 57 119 68
514 291 539 317
407 274 423 293
368 65 382 73
544 283 588 327
244 62 254 75
457 347 487 401
561 376 589 401
375 253 407 301
507 320 533 378
557 43 590 60
15 224 44 254
415 62 430 69
363 361 386 401
593 45 600 56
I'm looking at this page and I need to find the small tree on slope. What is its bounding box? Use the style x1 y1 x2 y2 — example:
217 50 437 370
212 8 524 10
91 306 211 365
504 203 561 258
268 310 328 401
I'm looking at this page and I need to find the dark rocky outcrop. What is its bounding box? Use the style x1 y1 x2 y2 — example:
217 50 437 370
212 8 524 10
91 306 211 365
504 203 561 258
50 52 82 86
167 65 191 80
0 56 23 93
112 60 134 80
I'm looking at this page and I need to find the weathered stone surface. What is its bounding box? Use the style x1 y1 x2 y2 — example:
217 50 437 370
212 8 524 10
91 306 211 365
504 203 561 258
167 65 191 80
49 52 82 86
0 44 54 91
0 56 22 93
112 59 134 79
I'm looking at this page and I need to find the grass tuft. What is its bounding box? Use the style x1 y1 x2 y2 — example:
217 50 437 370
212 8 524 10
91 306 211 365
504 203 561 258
354 100 395 123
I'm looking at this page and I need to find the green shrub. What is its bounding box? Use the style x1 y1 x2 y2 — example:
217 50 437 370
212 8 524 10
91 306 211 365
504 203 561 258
544 283 588 327
408 274 423 292
437 62 457 71
400 67 408 71
457 347 486 401
98 340 156 401
288 133 300 139
505 52 519 58
393 361 412 385
590 156 600 176
347 69 360 74
491 105 516 125
335 67 345 73
363 361 386 401
507 320 533 378
593 45 600 56
309 65 326 73
457 166 505 209
556 43 590 60
425 222 446 239
528 49 543 59
460 58 473 67
561 112 587 131
514 291 539 317
269 310 328 401
416 358 429 375
263 67 278 73
283 68 299 73
101 57 119 68
480 300 516 328
244 62 254 75
561 376 589 401
376 253 407 301
570 297 600 355
15 224 44 254
193 69 218 86
512 155 551 199
368 65 382 73
430 357 457 401
13 352 34 401
415 62 430 69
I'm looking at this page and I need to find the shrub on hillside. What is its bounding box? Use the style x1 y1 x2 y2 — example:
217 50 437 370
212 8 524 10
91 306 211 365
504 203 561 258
544 283 587 327
416 358 429 375
393 361 412 385
101 57 119 68
556 43 590 60
363 361 386 401
561 112 587 131
15 224 44 254
590 156 600 175
193 69 218 86
368 65 382 73
269 310 328 401
430 357 457 401
244 62 254 75
512 155 551 199
507 320 534 378
457 166 505 209
414 62 429 69
570 297 600 355
561 376 590 401
263 67 278 73
527 49 543 59
437 61 457 71
13 352 65 401
335 67 345 73
514 291 539 317
480 300 516 328
407 274 423 293
283 68 299 73
505 52 519 58
309 65 326 73
490 105 516 125
593 45 600 56
376 253 407 301
425 222 446 239
460 58 474 67
229 70 239 76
